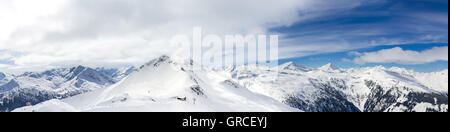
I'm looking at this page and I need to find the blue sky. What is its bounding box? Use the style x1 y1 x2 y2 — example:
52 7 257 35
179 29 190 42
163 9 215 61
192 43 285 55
276 0 448 72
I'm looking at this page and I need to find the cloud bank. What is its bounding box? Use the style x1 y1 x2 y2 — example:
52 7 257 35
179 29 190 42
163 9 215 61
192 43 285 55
352 46 448 65
0 0 353 73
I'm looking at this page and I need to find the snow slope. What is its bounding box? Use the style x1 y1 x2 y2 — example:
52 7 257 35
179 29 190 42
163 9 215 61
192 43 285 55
14 56 296 112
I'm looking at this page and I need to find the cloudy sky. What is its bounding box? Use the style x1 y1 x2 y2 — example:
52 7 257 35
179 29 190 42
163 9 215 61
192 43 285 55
0 0 448 73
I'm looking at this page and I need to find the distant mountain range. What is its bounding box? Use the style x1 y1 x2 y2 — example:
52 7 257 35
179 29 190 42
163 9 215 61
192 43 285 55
229 61 448 112
9 56 449 112
0 66 135 112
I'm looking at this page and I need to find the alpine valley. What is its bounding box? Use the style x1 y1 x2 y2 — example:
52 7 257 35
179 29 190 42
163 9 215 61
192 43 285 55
9 56 448 112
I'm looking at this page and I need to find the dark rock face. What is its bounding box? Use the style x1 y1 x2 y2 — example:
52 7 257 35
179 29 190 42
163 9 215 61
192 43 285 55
399 92 448 112
190 85 205 96
0 66 132 112
364 80 448 112
283 79 448 112
141 55 172 69
0 88 88 112
222 80 242 89
363 80 402 112
0 80 19 93
284 95 361 112
283 79 361 112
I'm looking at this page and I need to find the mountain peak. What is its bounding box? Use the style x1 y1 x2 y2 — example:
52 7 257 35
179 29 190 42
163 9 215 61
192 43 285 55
0 72 6 80
283 61 295 65
140 55 174 69
279 62 296 69
279 62 313 72
76 65 86 69
319 63 339 71
280 61 295 67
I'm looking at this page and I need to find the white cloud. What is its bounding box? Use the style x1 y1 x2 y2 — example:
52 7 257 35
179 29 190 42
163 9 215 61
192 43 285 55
352 46 448 65
1 0 373 72
341 58 352 63
0 64 13 69
0 53 13 60
348 51 362 56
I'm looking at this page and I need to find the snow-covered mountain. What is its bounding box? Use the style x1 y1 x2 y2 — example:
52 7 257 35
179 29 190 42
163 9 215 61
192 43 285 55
12 56 448 112
0 72 14 92
0 66 135 112
226 62 448 112
95 66 136 82
13 56 296 112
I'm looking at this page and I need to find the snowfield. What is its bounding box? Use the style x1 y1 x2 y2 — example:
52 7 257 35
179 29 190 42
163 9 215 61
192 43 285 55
11 56 448 112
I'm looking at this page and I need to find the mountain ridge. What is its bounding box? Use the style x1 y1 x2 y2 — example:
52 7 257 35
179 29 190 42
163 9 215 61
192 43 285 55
0 65 135 112
230 61 448 112
9 56 450 112
14 56 298 112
